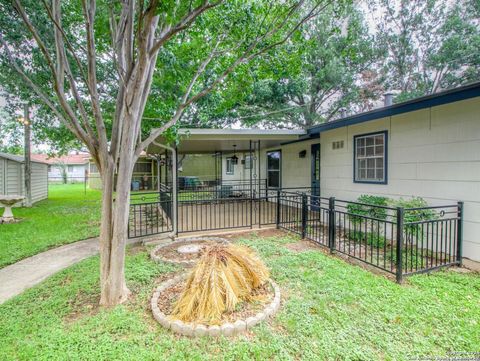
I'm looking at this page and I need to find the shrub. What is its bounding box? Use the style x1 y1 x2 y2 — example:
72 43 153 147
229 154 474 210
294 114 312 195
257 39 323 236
171 244 269 325
391 197 437 223
347 195 390 224
391 197 438 239
345 195 391 248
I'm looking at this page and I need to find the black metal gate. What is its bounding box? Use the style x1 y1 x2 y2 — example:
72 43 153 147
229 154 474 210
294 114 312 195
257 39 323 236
176 180 277 233
128 190 173 238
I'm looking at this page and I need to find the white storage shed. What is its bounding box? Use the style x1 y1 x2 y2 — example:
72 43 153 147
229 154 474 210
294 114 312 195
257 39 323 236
0 152 48 204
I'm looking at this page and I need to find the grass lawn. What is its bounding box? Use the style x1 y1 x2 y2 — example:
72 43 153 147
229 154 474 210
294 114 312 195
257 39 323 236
0 184 101 268
1 232 478 360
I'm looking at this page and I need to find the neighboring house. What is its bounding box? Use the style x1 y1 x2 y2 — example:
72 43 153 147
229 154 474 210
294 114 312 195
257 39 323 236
88 153 217 191
177 154 218 182
146 81 480 262
31 153 90 183
88 155 156 191
0 152 48 204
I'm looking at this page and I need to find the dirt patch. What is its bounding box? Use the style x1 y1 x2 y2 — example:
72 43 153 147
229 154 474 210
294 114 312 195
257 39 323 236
157 279 273 325
217 228 287 242
127 244 146 256
64 290 100 323
285 239 321 253
450 267 475 274
154 240 217 263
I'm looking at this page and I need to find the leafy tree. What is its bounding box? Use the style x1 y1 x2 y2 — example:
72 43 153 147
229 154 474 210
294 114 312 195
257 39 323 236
371 0 480 101
193 3 382 129
0 0 331 306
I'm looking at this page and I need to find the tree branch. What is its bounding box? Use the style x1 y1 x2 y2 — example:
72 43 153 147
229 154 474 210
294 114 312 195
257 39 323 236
0 34 94 151
150 0 223 56
135 36 223 154
81 0 108 152
136 0 327 154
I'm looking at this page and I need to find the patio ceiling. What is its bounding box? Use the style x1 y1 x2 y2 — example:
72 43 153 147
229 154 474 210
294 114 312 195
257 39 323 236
148 128 306 154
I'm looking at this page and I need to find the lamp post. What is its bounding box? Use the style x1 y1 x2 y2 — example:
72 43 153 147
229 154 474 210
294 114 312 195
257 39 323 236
18 104 32 207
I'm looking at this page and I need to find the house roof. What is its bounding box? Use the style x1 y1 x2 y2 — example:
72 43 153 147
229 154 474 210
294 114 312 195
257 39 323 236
0 152 48 164
149 128 305 154
308 81 480 135
31 153 90 165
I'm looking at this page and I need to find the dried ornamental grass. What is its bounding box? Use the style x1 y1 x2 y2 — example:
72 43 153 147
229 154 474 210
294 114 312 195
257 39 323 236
171 244 270 325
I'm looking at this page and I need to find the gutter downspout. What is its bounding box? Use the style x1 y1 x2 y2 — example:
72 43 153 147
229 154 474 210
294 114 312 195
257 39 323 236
152 140 177 236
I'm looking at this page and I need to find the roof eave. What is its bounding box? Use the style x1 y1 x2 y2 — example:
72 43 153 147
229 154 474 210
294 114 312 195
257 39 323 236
308 81 480 135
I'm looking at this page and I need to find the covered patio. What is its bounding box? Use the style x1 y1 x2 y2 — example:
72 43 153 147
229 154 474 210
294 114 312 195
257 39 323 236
128 129 308 238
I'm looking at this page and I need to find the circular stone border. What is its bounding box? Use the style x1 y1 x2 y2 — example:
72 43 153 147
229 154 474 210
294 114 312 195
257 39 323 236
151 274 281 337
150 236 229 266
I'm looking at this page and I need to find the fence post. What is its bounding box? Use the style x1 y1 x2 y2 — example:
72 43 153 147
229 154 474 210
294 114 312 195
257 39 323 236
265 179 269 201
301 193 307 239
396 207 404 283
457 201 464 266
328 197 336 253
276 189 281 228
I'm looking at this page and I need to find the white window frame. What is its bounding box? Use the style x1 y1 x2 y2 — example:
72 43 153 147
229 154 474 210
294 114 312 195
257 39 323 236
226 158 234 175
266 150 281 188
354 131 387 184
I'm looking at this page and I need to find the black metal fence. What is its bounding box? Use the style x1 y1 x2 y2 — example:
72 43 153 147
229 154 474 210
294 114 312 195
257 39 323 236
277 191 463 281
128 181 312 236
127 182 463 280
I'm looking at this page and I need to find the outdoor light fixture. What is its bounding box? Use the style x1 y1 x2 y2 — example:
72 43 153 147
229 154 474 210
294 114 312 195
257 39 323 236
231 145 238 164
299 150 307 158
17 116 29 126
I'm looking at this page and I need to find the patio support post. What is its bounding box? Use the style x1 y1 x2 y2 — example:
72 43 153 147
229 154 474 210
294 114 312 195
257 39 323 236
164 150 168 186
152 140 177 236
249 140 253 229
396 207 404 283
328 197 336 253
301 193 307 239
257 140 261 198
276 189 281 228
173 147 178 235
456 201 463 266
156 155 160 194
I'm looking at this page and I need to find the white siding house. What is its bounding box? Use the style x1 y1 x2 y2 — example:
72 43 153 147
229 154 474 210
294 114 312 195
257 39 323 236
31 153 89 183
0 152 48 204
161 82 480 263
259 83 480 262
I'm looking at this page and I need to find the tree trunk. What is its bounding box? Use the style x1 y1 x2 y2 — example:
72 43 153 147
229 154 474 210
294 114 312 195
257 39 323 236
98 109 138 306
98 160 131 306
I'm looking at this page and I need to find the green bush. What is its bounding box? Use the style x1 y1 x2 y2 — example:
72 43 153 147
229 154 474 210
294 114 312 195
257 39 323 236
345 195 390 248
391 197 437 224
391 197 438 248
347 195 390 225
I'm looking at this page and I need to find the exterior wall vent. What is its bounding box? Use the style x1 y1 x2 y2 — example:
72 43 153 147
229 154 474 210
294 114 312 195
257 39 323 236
332 140 344 150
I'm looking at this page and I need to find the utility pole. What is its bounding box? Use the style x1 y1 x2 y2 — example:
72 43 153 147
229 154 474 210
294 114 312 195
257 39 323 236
23 104 32 207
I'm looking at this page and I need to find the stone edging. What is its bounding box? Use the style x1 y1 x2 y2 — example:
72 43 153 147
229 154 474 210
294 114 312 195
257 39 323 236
151 274 281 337
150 236 229 266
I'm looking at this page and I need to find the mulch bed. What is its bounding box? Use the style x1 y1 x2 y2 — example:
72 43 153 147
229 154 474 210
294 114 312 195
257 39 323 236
157 279 274 325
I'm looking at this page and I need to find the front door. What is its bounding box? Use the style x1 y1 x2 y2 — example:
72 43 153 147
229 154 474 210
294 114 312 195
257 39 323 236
311 144 320 197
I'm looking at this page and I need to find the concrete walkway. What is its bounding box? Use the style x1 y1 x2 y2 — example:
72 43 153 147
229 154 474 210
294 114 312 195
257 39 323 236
0 233 171 305
0 238 102 304
0 228 271 305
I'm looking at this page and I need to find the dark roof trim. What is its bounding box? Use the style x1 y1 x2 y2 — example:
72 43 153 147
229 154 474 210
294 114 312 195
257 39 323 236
280 133 319 146
0 152 47 164
308 82 480 135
